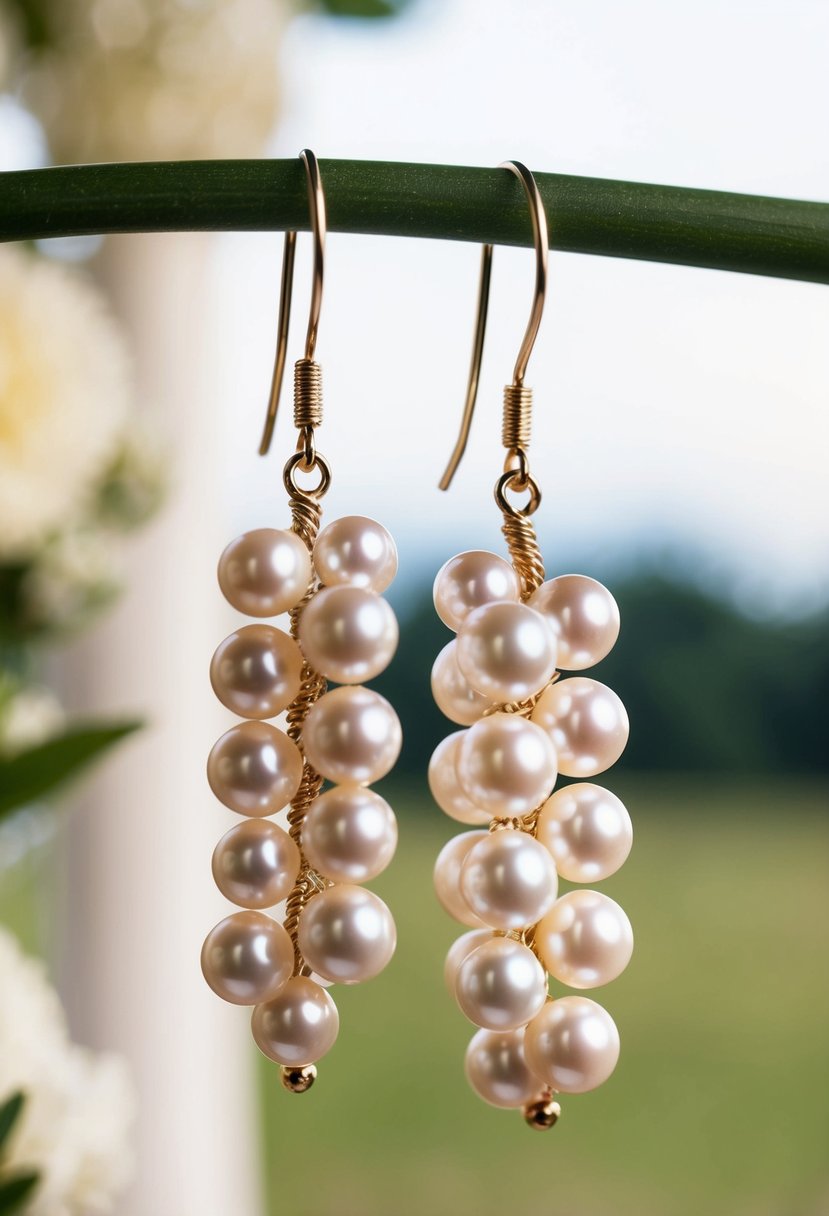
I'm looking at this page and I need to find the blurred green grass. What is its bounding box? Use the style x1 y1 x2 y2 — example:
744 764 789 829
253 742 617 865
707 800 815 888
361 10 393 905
260 777 829 1216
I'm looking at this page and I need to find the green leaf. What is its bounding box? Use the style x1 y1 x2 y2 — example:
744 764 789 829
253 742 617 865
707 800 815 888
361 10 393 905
0 1172 39 1215
0 1094 24 1153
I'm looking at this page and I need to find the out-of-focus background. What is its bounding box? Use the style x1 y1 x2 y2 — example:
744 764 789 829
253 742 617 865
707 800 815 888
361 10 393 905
0 2 827 1214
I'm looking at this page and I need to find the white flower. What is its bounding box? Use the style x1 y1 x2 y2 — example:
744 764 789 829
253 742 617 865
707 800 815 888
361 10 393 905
0 684 65 756
0 927 134 1215
0 247 132 561
21 526 124 634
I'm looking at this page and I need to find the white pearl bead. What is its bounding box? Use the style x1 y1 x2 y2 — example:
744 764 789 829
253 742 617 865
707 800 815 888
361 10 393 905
433 551 521 632
433 831 489 926
428 733 491 826
298 586 398 685
456 713 558 818
211 819 300 908
535 890 633 989
313 515 398 592
251 977 339 1066
200 911 293 1006
431 640 493 726
460 830 558 930
302 686 402 785
532 678 629 778
456 601 557 703
218 528 311 617
455 936 548 1031
301 785 397 883
536 783 632 882
210 624 303 719
443 928 494 993
524 996 620 1094
529 575 620 670
207 721 303 816
298 884 396 985
465 1028 545 1109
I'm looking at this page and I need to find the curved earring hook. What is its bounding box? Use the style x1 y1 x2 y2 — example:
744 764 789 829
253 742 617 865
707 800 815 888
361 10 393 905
439 160 549 490
259 149 327 456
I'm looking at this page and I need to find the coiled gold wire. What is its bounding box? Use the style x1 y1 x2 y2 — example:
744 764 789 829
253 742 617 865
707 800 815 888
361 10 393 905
501 510 545 600
293 358 323 429
502 383 533 450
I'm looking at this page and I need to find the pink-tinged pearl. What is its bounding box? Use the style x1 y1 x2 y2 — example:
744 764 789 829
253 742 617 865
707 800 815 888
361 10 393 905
532 678 629 778
443 928 494 993
457 713 558 818
298 586 398 684
218 528 311 617
200 911 293 1006
301 686 402 785
529 575 620 671
298 884 396 985
536 890 633 989
465 1028 545 1109
207 721 303 816
301 785 397 883
524 996 620 1094
210 624 303 719
211 820 300 909
251 977 339 1066
428 733 491 826
536 783 632 883
313 515 398 592
433 551 521 632
455 937 548 1031
431 640 493 726
460 830 558 930
457 602 557 703
433 831 489 926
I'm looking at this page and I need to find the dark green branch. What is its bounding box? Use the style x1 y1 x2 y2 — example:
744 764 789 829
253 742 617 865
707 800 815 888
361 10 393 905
1 159 827 283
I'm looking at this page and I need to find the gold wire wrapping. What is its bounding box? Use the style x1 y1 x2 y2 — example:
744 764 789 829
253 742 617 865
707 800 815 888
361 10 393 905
501 510 545 600
502 383 533 450
293 358 323 429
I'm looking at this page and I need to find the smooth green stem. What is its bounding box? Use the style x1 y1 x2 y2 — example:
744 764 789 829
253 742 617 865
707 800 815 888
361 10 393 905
0 159 827 283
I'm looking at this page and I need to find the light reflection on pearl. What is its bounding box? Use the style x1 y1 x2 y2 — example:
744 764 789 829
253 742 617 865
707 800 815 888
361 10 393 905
312 515 398 592
443 928 494 992
536 783 632 882
460 830 558 930
210 624 303 719
535 889 633 988
433 551 521 631
529 575 620 670
297 884 396 984
298 585 398 684
251 977 339 1066
433 831 489 926
455 936 548 1030
428 732 491 825
301 785 397 883
207 721 303 816
200 911 293 1006
456 601 557 702
465 1028 545 1109
431 640 493 726
211 819 300 908
524 996 620 1094
302 685 402 784
218 528 311 617
457 713 558 817
532 677 629 777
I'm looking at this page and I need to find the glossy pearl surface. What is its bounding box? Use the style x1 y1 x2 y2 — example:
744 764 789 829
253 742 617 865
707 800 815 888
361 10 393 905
536 889 633 989
433 551 521 631
210 624 303 719
207 721 303 816
431 640 493 726
298 585 398 684
456 713 558 817
460 830 558 930
433 831 488 927
455 937 548 1031
536 783 632 882
529 575 620 670
443 928 494 993
298 884 396 985
428 733 491 826
251 977 339 1066
217 528 311 617
302 685 402 785
211 819 300 909
524 996 620 1094
532 678 629 778
465 1028 544 1109
200 911 293 1006
301 785 397 883
456 601 557 703
313 515 397 592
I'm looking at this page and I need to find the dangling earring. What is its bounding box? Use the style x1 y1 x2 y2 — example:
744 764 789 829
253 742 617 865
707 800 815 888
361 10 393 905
201 150 401 1094
431 161 633 1129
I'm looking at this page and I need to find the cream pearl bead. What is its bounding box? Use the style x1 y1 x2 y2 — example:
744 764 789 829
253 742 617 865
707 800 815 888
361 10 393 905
428 733 491 826
313 515 398 592
529 575 620 670
298 884 396 985
298 586 398 684
532 677 629 778
524 996 620 1094
251 977 339 1066
217 528 311 617
455 937 548 1031
460 830 558 930
301 785 397 883
457 713 558 818
210 624 303 719
211 819 300 909
200 911 293 1006
207 721 303 816
443 929 494 993
431 641 493 726
433 551 521 632
536 783 632 882
433 831 489 927
536 890 633 989
456 601 557 703
465 1028 545 1109
301 686 402 785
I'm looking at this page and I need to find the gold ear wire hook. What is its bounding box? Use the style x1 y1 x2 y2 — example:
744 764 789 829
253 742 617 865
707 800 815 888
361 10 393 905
259 149 327 456
439 160 549 490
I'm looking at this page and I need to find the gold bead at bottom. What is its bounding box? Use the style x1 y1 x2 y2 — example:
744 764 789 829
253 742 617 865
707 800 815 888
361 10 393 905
523 1095 561 1130
280 1064 317 1094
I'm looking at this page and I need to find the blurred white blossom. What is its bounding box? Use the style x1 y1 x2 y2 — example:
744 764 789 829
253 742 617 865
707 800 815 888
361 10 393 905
21 527 124 635
0 682 65 756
